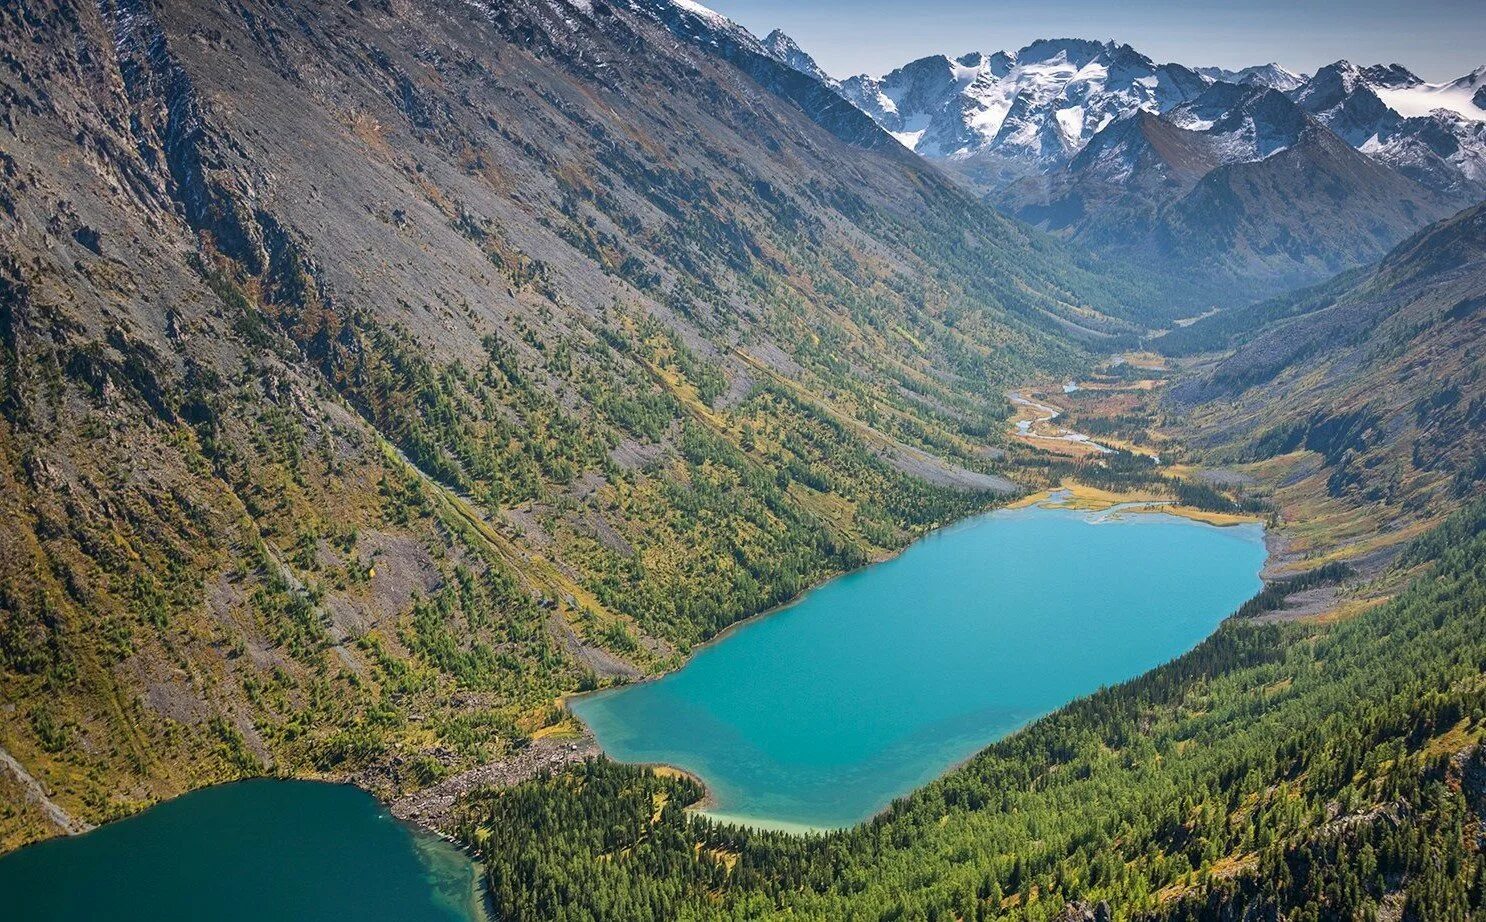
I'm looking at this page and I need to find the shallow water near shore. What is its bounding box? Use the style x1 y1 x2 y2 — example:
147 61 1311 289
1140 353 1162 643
0 779 486 922
573 503 1266 830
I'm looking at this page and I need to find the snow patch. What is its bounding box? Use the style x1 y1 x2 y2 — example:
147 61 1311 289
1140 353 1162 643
671 0 729 29
1374 81 1486 122
891 128 928 150
1055 105 1086 139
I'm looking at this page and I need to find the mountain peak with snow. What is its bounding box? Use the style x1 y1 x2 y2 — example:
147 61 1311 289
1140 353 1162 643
761 29 835 86
1196 63 1307 92
831 37 1212 165
669 0 730 29
751 28 1486 197
1284 59 1486 197
1359 63 1423 89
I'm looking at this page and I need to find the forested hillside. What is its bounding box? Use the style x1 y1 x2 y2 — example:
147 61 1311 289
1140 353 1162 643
1164 201 1486 539
0 0 1166 848
441 197 1486 922
454 499 1486 921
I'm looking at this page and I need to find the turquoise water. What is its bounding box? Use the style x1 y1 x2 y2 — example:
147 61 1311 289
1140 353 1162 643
0 779 485 922
572 503 1266 831
0 504 1264 917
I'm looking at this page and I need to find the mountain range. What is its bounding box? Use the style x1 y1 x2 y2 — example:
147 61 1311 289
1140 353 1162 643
3 1 1486 919
761 27 1486 303
996 82 1467 301
0 0 1175 848
768 31 1486 191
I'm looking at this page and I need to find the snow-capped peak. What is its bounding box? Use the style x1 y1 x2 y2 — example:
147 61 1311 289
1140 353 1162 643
1196 63 1307 92
1360 63 1423 88
752 26 1486 197
761 28 835 86
670 0 730 29
1447 64 1486 94
1365 65 1484 121
833 38 1211 162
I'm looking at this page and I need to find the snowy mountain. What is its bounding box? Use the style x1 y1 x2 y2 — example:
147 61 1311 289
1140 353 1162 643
779 32 1486 198
760 29 836 87
828 39 1209 176
746 27 1486 299
1291 60 1486 197
699 12 1483 287
1161 83 1312 159
1194 63 1308 92
1373 65 1486 120
998 83 1466 302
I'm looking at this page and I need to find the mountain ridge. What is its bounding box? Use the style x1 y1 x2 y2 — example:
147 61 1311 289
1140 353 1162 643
0 0 1175 849
757 29 1484 301
1168 199 1486 513
997 83 1467 304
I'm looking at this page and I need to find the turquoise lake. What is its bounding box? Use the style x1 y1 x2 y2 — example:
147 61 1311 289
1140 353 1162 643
0 779 484 922
572 502 1267 831
0 502 1265 917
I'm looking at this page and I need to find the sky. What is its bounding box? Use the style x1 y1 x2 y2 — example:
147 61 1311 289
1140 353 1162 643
703 0 1486 82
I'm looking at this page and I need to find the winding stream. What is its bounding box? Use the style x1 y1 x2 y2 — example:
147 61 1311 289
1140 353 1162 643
1008 390 1114 453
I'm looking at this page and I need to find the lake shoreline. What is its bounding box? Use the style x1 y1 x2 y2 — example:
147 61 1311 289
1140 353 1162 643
386 731 602 838
562 490 1024 709
569 500 1268 833
552 494 1059 836
1009 482 1267 527
0 477 1276 855
0 488 1272 856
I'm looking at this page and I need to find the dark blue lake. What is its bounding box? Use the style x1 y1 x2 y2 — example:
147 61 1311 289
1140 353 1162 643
0 779 484 921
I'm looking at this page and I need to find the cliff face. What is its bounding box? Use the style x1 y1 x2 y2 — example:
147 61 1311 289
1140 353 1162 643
0 0 1160 848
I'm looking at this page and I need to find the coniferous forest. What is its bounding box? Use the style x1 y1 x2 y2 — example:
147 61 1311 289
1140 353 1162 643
2 0 1486 919
454 501 1486 921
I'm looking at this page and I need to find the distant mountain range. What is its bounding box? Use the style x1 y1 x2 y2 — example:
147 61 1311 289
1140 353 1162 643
756 25 1486 303
995 81 1468 302
1295 61 1486 198
1194 63 1308 92
762 31 1486 193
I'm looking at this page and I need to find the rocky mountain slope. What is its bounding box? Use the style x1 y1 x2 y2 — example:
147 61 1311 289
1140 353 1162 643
999 83 1468 304
0 0 1171 849
761 31 1485 304
1167 200 1486 517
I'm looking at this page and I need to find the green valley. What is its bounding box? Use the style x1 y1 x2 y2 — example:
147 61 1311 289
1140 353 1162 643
1 0 1484 919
